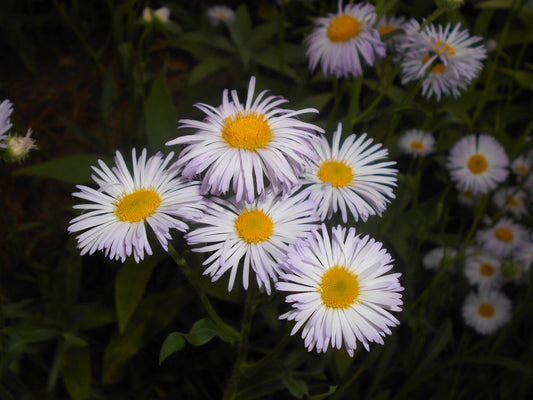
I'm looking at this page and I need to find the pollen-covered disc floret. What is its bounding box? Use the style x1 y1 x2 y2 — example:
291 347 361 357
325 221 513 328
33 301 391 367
447 133 509 195
462 289 511 335
397 19 486 101
397 128 435 157
300 123 397 223
68 149 205 262
305 1 385 78
167 76 323 203
184 189 320 294
0 99 14 148
475 217 530 258
492 186 527 218
276 224 403 357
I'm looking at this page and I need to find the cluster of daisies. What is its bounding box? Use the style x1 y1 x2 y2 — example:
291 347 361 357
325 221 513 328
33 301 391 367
68 76 403 357
408 131 533 335
0 99 38 163
305 1 487 101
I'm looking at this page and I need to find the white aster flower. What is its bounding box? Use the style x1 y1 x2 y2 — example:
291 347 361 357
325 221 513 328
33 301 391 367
4 128 38 162
0 99 14 147
422 246 457 271
476 217 530 258
305 1 386 78
276 224 403 357
167 76 323 203
375 14 407 50
457 190 476 207
185 189 320 295
462 289 511 335
206 5 235 27
447 133 509 195
68 149 205 263
492 187 527 218
142 6 171 24
300 122 397 223
464 252 503 289
397 128 435 157
511 154 532 179
397 19 487 101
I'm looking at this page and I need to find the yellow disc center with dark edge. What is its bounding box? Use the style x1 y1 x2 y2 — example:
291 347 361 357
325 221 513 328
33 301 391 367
328 15 361 42
478 302 496 318
409 140 425 151
114 188 161 223
235 209 274 244
435 41 456 57
494 227 513 243
379 24 394 35
507 197 520 208
467 154 489 174
318 160 353 187
222 111 272 151
319 265 360 309
479 263 494 277
422 54 446 74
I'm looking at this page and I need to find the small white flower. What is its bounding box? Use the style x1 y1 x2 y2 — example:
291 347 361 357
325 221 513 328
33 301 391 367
422 246 457 271
462 289 511 335
206 5 236 27
142 6 171 23
457 190 476 207
397 19 487 101
185 189 320 294
511 241 533 275
68 149 205 262
276 224 403 356
464 252 503 289
167 76 323 203
511 154 532 178
4 129 38 162
492 186 528 218
397 129 435 157
305 1 386 78
375 14 407 51
476 217 530 258
447 133 509 195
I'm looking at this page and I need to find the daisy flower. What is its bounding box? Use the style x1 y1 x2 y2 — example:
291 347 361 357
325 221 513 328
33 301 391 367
300 122 397 223
457 190 476 207
447 133 509 195
375 14 407 50
142 6 171 24
68 149 205 263
304 1 385 78
276 224 403 357
167 76 323 203
0 99 14 147
511 154 532 179
397 129 435 157
4 128 38 162
206 5 235 27
422 246 457 271
512 241 533 274
397 19 487 101
185 189 320 294
492 187 527 218
462 289 511 335
476 217 530 258
464 252 503 289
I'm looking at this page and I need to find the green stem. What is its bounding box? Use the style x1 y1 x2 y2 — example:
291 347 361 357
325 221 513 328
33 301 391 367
344 76 363 132
0 294 5 379
420 8 446 31
329 366 365 400
327 78 343 131
222 288 255 400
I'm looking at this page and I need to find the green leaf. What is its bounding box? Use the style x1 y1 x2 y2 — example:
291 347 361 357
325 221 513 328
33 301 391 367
188 56 232 84
144 70 177 151
102 288 188 384
186 318 219 346
61 347 92 400
281 373 308 398
76 303 115 330
458 355 533 375
498 68 533 90
229 4 253 67
61 333 88 348
12 154 112 184
474 0 512 8
115 257 156 333
158 332 186 365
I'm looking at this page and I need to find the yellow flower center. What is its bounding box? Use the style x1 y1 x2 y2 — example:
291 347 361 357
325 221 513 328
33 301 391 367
409 140 425 151
462 191 473 199
327 14 361 42
422 54 446 74
516 164 529 176
235 209 274 244
222 111 272 151
467 154 489 174
494 227 513 243
507 197 520 208
319 265 360 309
114 188 161 223
379 24 394 35
318 160 353 187
479 263 494 277
478 302 495 318
435 40 456 57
